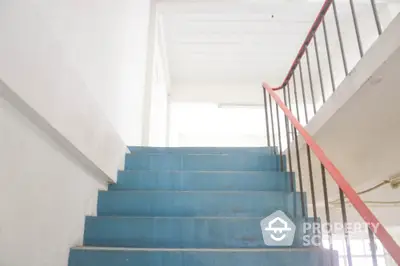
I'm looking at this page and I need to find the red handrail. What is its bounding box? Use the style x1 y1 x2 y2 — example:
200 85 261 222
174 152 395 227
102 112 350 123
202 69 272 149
263 82 400 264
272 0 333 91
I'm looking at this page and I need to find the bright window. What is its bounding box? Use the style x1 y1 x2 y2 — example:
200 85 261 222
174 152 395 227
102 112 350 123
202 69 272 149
322 238 388 266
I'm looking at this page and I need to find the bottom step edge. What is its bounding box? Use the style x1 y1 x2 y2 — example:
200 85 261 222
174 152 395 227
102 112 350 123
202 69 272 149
71 247 325 252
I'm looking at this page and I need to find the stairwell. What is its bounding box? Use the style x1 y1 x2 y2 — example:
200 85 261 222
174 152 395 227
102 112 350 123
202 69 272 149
68 147 337 266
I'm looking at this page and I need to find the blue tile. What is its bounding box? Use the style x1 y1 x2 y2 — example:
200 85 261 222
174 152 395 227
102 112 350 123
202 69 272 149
97 191 305 218
68 146 338 266
124 153 286 171
128 146 277 155
84 216 318 248
69 248 338 266
110 171 294 192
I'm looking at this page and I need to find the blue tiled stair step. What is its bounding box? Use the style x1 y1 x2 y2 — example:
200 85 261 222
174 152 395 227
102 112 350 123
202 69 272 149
110 171 294 192
124 153 285 171
83 216 318 248
128 146 277 155
97 191 306 218
69 247 338 266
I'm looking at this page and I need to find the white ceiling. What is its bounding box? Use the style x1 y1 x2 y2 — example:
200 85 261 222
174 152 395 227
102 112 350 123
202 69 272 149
157 0 323 103
157 0 399 105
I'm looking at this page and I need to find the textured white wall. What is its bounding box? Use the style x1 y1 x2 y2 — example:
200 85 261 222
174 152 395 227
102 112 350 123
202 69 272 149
0 0 152 149
149 17 170 147
0 96 107 266
33 0 152 145
0 1 153 265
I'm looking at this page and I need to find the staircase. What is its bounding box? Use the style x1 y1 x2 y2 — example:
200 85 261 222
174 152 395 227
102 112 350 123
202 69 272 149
68 146 337 266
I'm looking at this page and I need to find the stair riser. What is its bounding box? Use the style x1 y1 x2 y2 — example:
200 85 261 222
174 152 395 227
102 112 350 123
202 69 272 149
110 171 294 192
128 147 277 155
84 217 317 248
124 154 286 171
69 249 337 266
98 191 305 218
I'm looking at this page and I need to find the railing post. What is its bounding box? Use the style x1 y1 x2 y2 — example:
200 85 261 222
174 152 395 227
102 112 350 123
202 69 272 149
306 145 317 222
321 164 334 265
368 227 379 266
313 35 326 103
349 0 364 57
283 87 294 190
305 47 317 114
268 94 277 154
275 100 284 171
339 189 353 266
262 86 271 146
286 84 295 143
298 61 309 123
291 74 306 218
332 0 349 75
370 0 382 35
322 19 336 92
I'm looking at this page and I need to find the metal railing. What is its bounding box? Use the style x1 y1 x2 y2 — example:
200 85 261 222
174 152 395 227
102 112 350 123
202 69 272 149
272 0 382 93
262 0 400 265
263 82 400 265
266 0 398 128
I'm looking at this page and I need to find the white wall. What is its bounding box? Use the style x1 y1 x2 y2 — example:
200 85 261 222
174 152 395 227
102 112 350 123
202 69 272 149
0 0 153 175
149 15 170 147
0 1 153 265
0 95 107 266
31 0 152 145
169 103 266 147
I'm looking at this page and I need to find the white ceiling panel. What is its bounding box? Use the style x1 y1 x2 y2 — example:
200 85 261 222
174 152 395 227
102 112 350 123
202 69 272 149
156 0 397 103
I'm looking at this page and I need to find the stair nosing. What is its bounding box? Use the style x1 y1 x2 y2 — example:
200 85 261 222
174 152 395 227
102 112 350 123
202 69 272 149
71 247 323 252
118 170 292 174
87 216 268 219
99 190 295 194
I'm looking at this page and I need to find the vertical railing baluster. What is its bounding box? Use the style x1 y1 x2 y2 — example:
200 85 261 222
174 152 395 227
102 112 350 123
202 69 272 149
339 189 353 266
268 94 280 169
283 88 293 179
349 0 364 57
305 45 318 221
287 84 294 142
286 83 296 217
370 0 382 35
368 227 379 266
263 86 271 146
287 83 296 191
322 19 336 92
306 145 317 221
332 0 349 75
298 61 309 123
292 73 302 122
305 48 317 114
313 36 326 103
268 94 277 154
321 165 334 265
292 72 306 217
275 101 284 171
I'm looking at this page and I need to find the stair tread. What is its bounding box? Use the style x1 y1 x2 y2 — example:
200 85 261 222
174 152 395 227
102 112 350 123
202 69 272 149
72 247 322 252
69 146 336 265
119 170 289 173
101 190 293 193
87 216 269 219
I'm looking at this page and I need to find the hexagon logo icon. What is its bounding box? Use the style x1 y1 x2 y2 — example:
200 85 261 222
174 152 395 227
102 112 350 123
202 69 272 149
260 210 296 246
